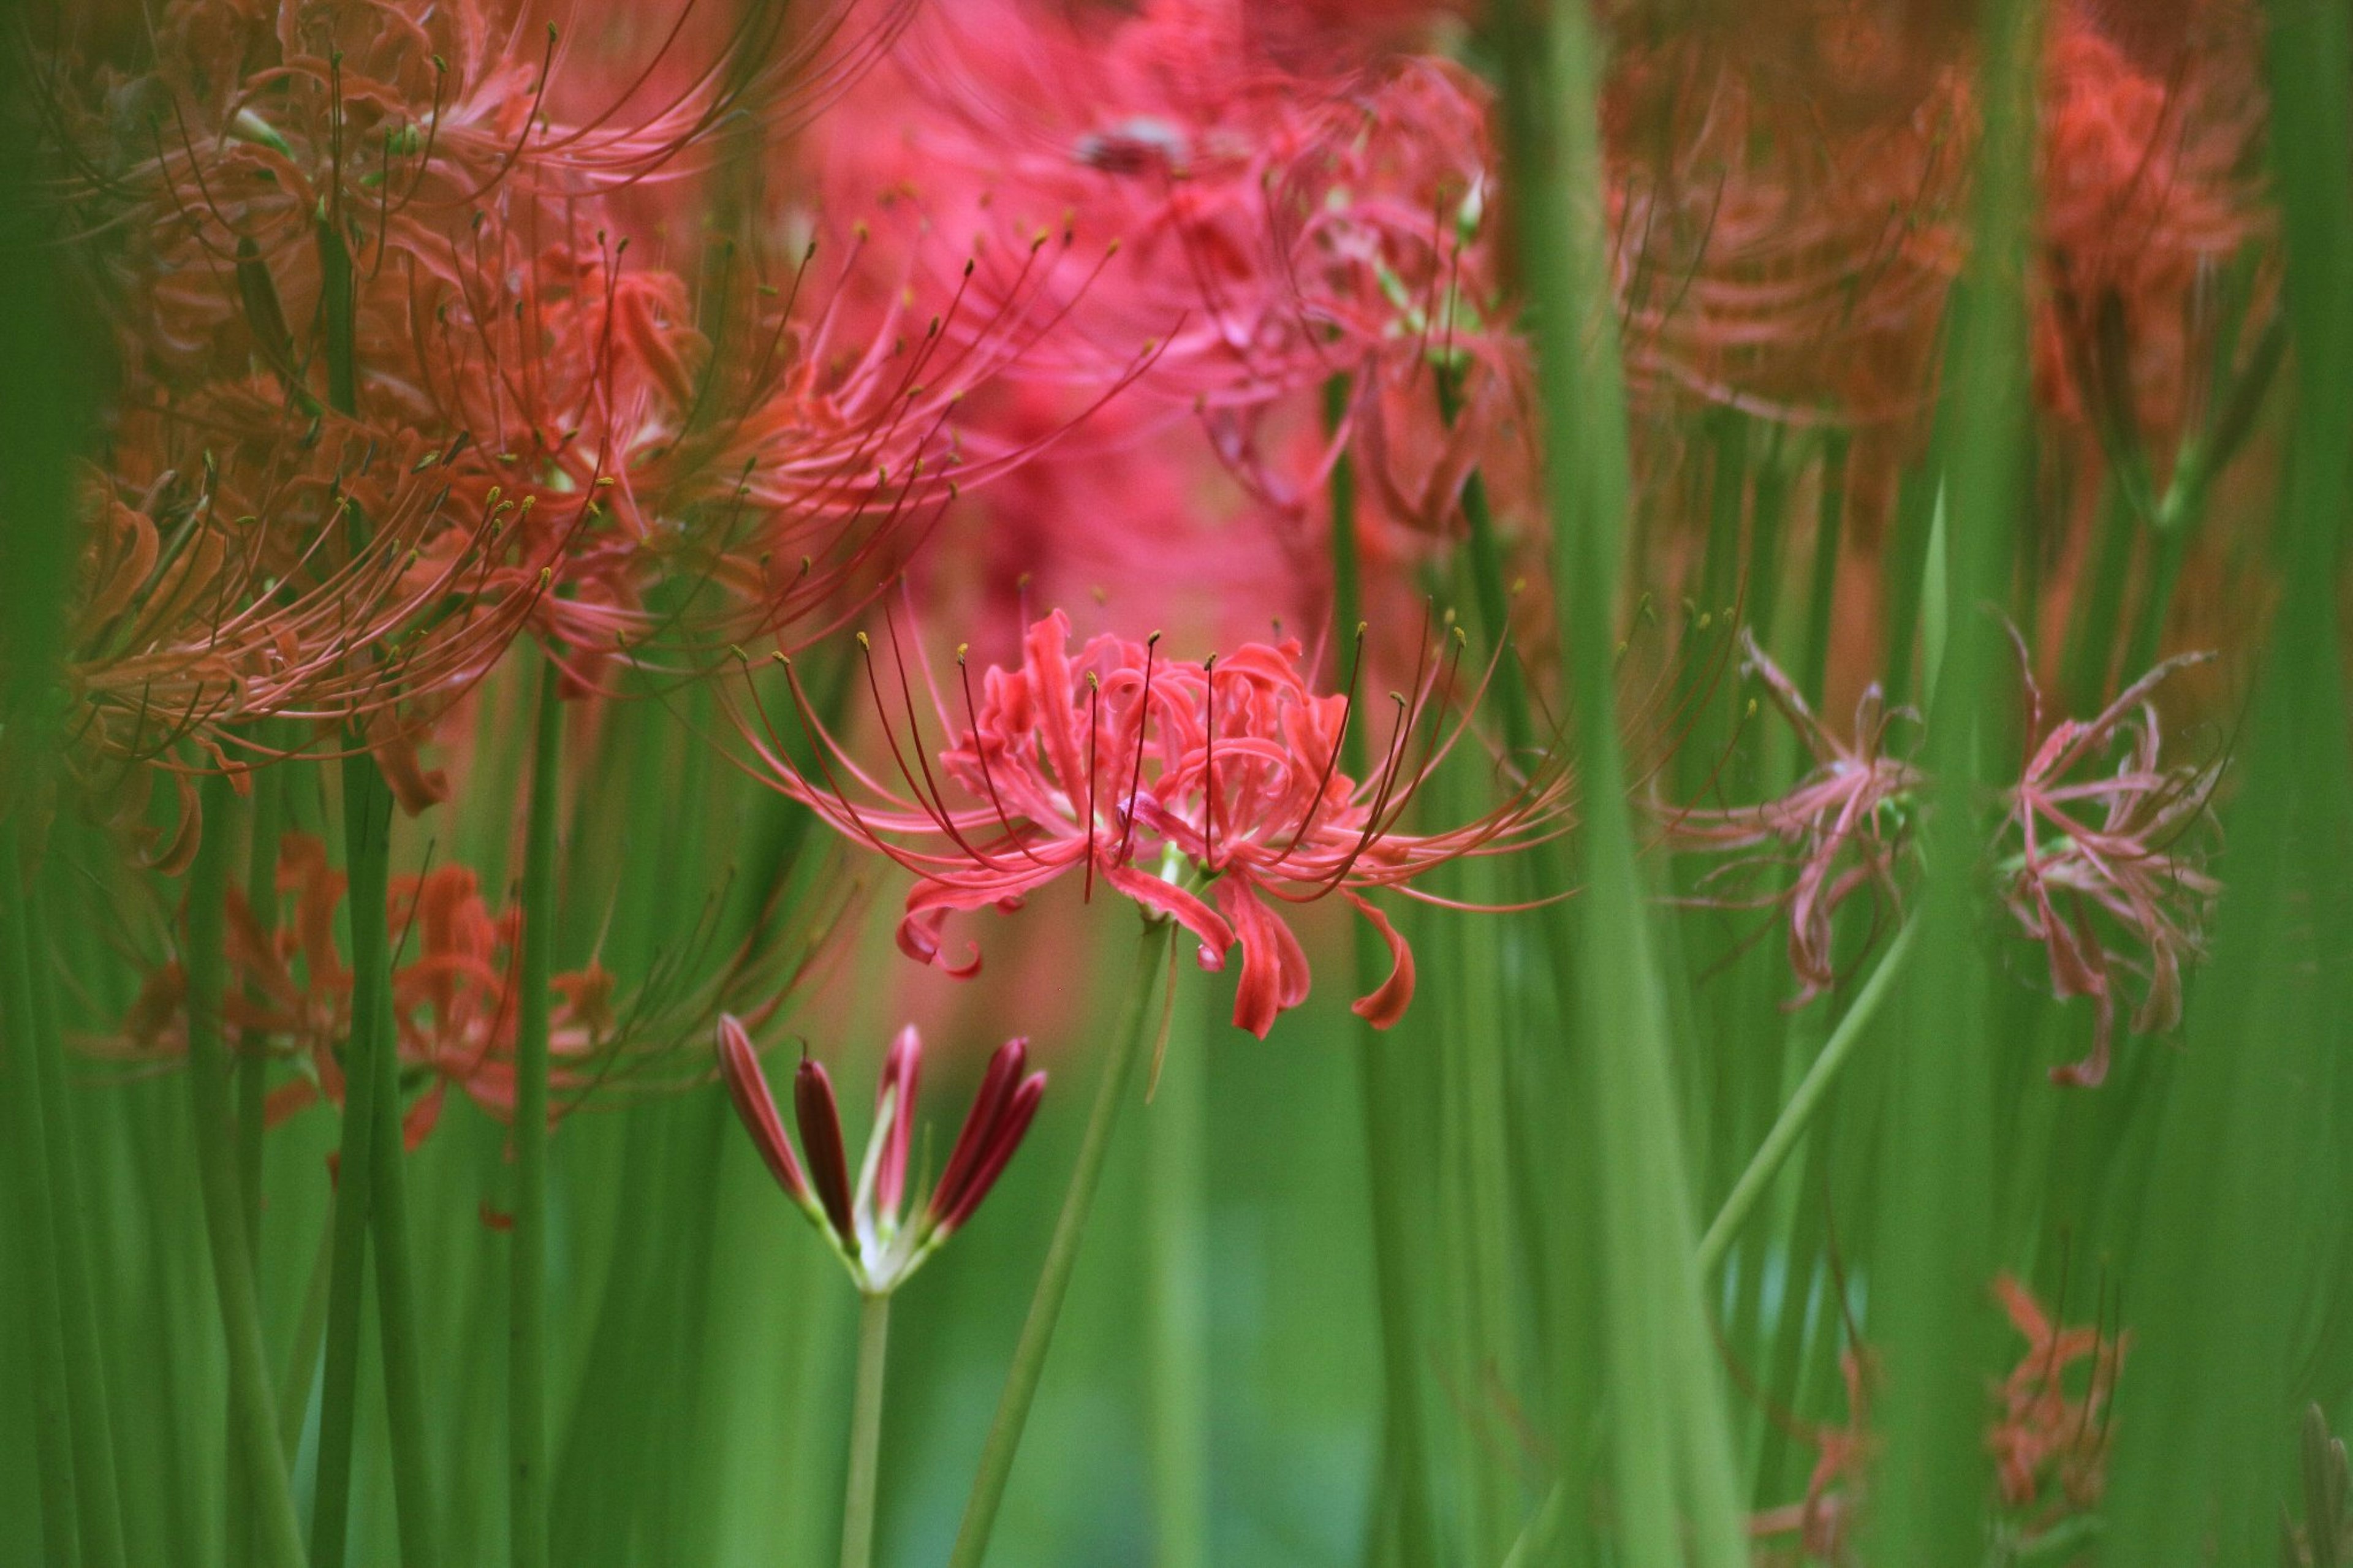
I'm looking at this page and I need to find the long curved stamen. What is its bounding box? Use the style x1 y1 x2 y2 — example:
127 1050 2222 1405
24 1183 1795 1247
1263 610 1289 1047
1368 627 1470 841
767 653 981 887
1114 633 1161 869
881 602 1004 868
1082 673 1101 901
1271 621 1366 866
957 646 1045 865
1303 609 1436 888
1309 691 1419 899
1202 654 1219 871
856 621 964 847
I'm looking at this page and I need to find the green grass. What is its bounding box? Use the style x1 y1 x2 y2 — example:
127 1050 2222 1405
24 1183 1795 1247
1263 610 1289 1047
6 1 2352 1563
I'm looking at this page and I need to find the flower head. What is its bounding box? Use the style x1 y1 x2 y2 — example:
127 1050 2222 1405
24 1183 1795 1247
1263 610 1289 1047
1665 631 1925 1006
744 606 1564 1037
717 1018 1044 1293
1988 1271 2128 1518
99 830 830 1151
1750 1346 1876 1567
1998 646 2221 1087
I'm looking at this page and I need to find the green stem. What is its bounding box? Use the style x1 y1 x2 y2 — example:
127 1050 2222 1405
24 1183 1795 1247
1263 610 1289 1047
279 1200 337 1469
309 202 439 1568
2060 483 2136 708
20 844 129 1568
2121 525 2190 681
1 821 82 1564
185 774 310 1568
1436 366 1536 762
310 755 387 1568
838 1292 892 1568
1694 920 1921 1275
358 773 442 1568
1797 433 1850 710
230 749 284 1568
1497 0 1751 1559
1143 971 1208 1568
237 753 286 1276
313 748 451 1568
947 917 1175 1568
1327 371 1437 1565
510 661 563 1568
1325 374 1365 663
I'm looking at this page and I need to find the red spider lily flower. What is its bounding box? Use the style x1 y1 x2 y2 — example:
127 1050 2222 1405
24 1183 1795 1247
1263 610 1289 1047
36 0 1023 817
717 1017 1044 1292
97 831 833 1151
62 430 544 811
1997 645 2221 1088
1596 0 1981 491
1664 631 1925 1006
740 606 1566 1037
1988 1271 2128 1518
818 0 1522 559
1751 1347 1877 1568
2033 0 2272 461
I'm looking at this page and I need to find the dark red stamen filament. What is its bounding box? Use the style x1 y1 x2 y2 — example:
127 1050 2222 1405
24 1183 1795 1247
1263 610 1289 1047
1115 634 1161 869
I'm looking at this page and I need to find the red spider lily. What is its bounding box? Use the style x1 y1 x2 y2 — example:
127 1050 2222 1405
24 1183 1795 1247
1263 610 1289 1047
63 426 549 815
1988 1271 2127 1518
2034 0 2272 461
739 605 1566 1037
820 0 1521 545
717 1017 1044 1292
56 0 893 263
1997 645 2221 1088
1605 13 1969 441
1750 1347 1877 1568
1664 631 1925 1007
34 0 1035 795
99 831 826 1150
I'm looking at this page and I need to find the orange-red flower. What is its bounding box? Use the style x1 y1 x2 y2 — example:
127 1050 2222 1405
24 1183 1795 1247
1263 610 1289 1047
744 606 1564 1037
101 830 819 1151
1988 1271 2128 1518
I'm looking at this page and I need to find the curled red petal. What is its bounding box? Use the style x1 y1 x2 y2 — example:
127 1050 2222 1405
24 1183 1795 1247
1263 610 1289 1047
1102 862 1235 964
1341 891 1415 1030
1214 875 1312 1040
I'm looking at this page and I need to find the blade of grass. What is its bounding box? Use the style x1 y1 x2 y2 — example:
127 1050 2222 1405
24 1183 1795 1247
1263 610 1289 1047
1495 1 1749 1561
2104 0 2353 1551
0 117 122 1557
21 869 129 1568
1863 1 2039 1559
0 825 83 1565
509 657 563 1568
185 772 309 1568
1327 371 1439 1567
